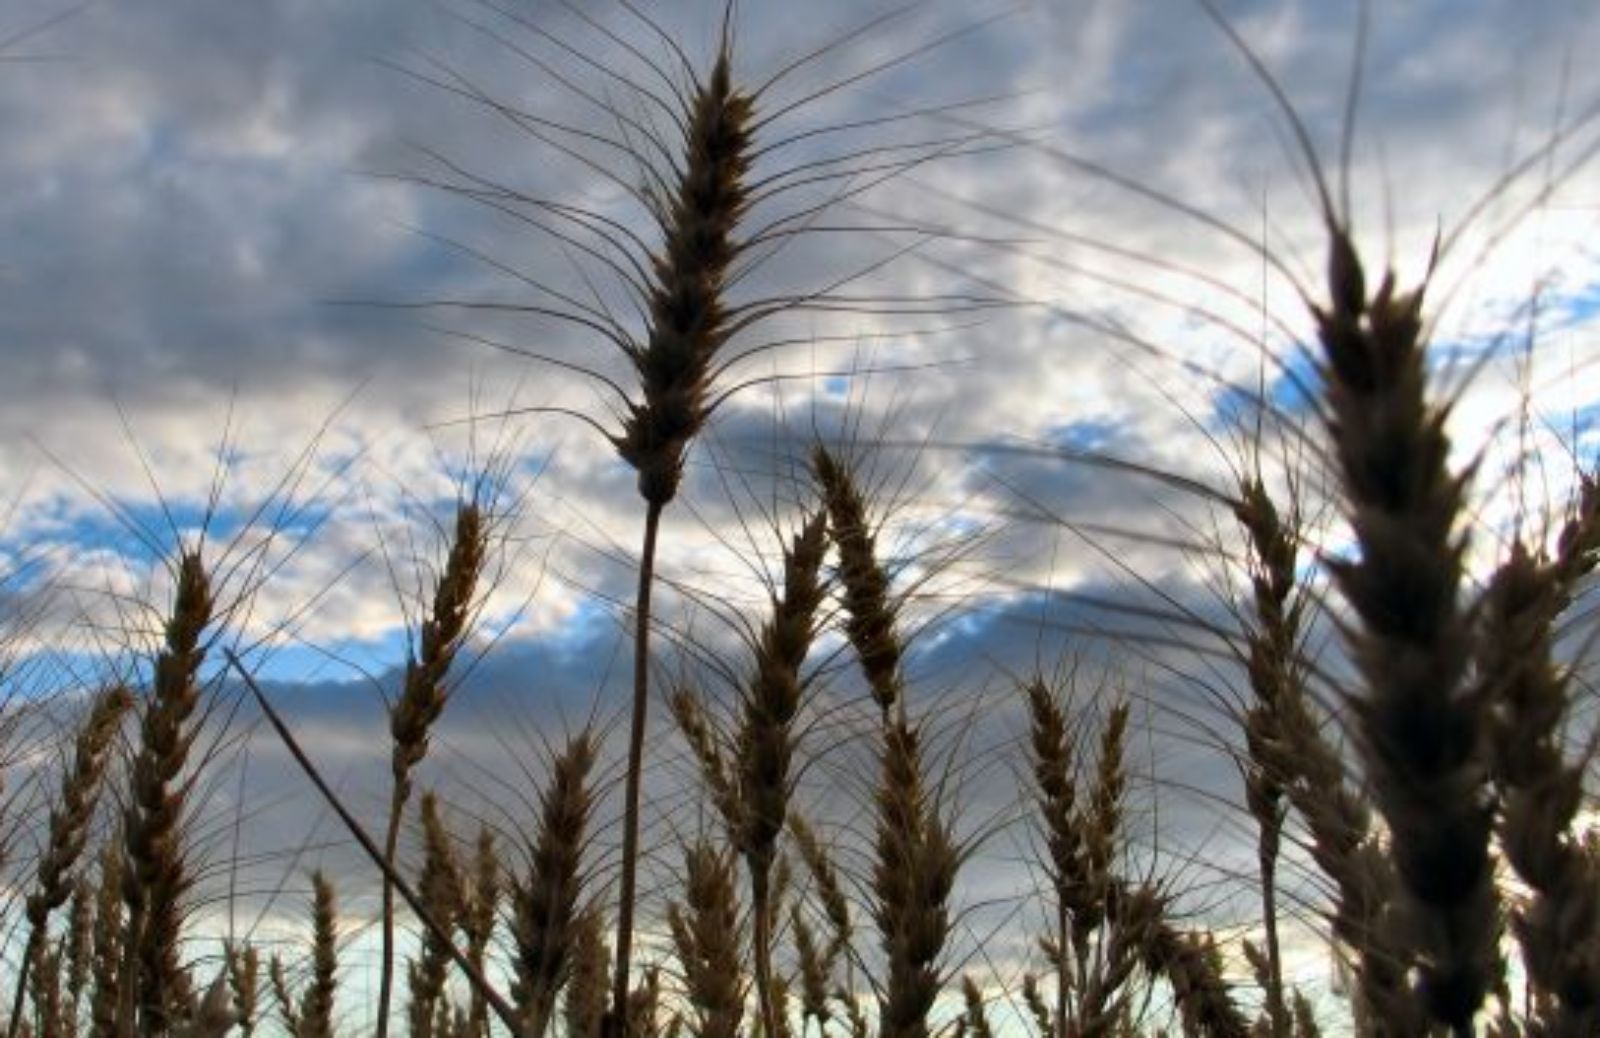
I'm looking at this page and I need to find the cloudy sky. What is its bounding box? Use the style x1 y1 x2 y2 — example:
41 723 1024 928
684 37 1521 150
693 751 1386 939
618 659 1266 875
1 0 1597 1028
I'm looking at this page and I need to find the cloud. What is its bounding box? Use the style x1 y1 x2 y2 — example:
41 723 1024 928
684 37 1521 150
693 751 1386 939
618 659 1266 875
2 0 1598 1021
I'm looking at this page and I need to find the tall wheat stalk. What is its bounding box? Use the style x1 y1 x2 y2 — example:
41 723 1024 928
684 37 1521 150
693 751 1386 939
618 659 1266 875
375 500 487 1037
607 33 755 1032
119 550 214 1036
1230 477 1414 1028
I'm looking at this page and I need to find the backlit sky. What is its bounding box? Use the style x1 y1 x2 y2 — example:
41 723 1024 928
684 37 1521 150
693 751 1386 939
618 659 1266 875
1 0 1597 1028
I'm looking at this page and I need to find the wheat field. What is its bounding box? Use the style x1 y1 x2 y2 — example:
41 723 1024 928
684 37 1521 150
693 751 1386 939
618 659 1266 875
0 1 1597 1035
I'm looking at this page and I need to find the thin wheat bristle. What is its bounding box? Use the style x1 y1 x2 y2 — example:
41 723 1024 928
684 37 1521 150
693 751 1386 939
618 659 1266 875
1314 227 1500 1028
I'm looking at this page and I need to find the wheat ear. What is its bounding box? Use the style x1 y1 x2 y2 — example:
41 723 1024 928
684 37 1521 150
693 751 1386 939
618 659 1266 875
1314 226 1499 1029
173 971 239 1038
790 813 854 1031
63 879 92 1035
1481 472 1600 1030
958 977 994 1038
513 730 597 1038
301 871 338 1038
226 942 258 1037
120 549 213 1035
226 649 525 1035
1232 478 1297 1038
667 840 744 1038
376 500 487 1038
735 507 828 1038
812 445 903 723
1232 478 1416 1028
1023 673 1087 1032
88 844 122 1038
8 685 132 1038
873 719 958 1038
408 792 463 1038
1139 917 1250 1038
462 823 500 1038
565 907 610 1038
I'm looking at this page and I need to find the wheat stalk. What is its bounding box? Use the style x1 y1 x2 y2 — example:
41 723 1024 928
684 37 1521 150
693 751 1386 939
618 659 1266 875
731 506 829 1038
120 549 213 1035
610 29 757 1031
376 499 487 1038
1231 477 1416 1028
8 685 132 1038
